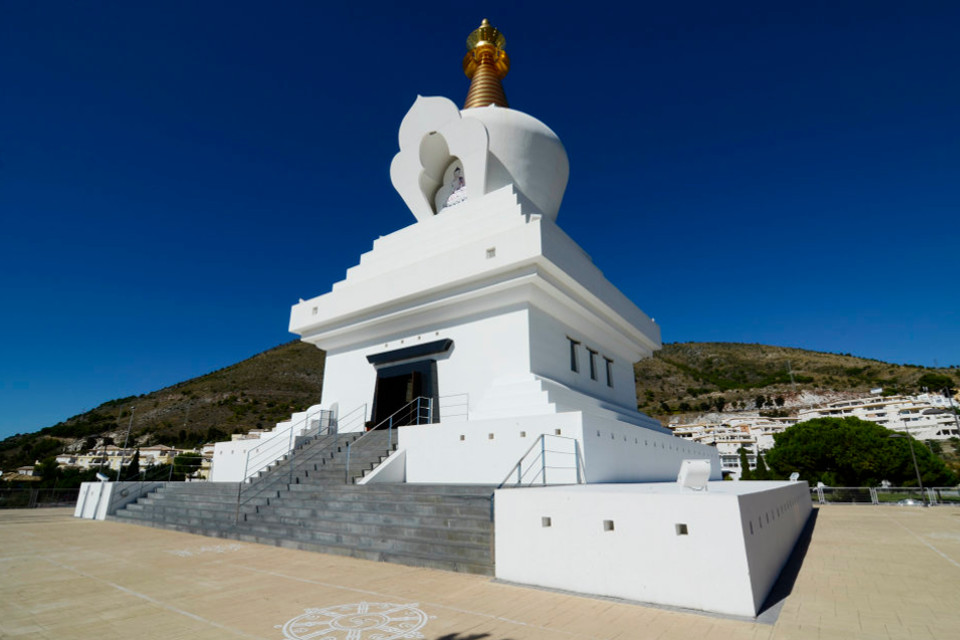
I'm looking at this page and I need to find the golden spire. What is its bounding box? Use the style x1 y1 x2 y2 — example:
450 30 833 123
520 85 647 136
462 19 510 109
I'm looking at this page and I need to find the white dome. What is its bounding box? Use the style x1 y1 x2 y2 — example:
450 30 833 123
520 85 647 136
461 106 569 221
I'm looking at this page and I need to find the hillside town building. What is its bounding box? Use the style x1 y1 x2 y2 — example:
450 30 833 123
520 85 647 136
799 394 960 440
55 444 211 478
670 417 798 480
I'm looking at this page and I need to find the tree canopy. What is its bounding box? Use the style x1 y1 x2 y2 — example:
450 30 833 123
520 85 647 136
765 417 957 487
917 372 957 393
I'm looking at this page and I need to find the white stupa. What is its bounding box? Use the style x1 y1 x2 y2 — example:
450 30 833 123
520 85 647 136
209 20 812 618
286 19 721 485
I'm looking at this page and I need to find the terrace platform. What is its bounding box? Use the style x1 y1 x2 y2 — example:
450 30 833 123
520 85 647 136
2 505 959 639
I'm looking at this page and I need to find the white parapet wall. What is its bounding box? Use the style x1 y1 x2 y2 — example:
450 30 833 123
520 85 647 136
398 412 720 485
494 481 812 618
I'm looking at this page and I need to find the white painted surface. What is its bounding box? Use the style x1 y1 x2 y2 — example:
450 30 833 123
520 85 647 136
400 414 584 484
389 96 568 222
397 412 720 485
494 481 811 617
358 449 406 484
75 481 167 520
288 177 664 451
578 417 721 484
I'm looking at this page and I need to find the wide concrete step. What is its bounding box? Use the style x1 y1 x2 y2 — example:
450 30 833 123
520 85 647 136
238 516 490 547
239 535 492 575
238 518 491 547
112 509 238 530
249 504 490 528
111 431 493 574
127 502 241 520
283 484 494 499
108 512 492 575
144 493 241 506
234 526 491 563
262 495 489 517
244 507 490 535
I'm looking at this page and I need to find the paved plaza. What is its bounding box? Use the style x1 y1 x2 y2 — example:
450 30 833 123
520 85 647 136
1 505 959 639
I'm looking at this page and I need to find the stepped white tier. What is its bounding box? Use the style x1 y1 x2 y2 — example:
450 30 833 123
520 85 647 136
287 95 720 485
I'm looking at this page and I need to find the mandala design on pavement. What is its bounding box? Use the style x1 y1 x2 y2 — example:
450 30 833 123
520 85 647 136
277 602 431 640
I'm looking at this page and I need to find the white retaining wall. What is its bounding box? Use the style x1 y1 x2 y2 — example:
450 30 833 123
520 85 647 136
74 481 167 520
397 412 721 485
494 481 812 618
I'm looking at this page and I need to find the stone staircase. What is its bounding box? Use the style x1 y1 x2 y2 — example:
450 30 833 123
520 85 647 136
109 430 495 574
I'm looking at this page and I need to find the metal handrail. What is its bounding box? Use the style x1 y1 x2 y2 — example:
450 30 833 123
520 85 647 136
233 430 343 523
242 409 334 483
811 485 960 506
233 404 367 524
496 433 584 490
489 433 584 523
344 396 434 484
437 393 469 421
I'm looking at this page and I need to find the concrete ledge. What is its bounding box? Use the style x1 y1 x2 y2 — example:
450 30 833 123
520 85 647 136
494 481 812 617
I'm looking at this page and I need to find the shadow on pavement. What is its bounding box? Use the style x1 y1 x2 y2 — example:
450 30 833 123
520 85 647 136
756 507 819 623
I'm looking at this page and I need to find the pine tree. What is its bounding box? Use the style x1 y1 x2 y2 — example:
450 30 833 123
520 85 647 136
126 448 140 480
754 452 771 480
738 447 753 480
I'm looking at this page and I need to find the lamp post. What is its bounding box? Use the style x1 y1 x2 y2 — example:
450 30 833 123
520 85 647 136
890 429 926 506
116 406 136 482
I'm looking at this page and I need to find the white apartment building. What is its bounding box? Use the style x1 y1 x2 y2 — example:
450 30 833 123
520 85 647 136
670 417 798 480
798 395 960 440
56 445 203 472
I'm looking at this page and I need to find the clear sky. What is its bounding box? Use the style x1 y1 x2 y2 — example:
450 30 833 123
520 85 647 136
1 2 958 439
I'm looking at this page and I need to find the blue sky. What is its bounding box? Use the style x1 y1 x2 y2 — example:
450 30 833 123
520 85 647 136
2 2 958 438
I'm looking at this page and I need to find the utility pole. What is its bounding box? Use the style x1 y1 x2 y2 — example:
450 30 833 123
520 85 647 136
116 406 136 482
890 430 927 506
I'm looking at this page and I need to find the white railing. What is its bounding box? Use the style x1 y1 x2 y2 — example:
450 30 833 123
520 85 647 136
344 397 432 483
241 410 334 483
811 486 960 506
497 433 585 488
437 393 469 422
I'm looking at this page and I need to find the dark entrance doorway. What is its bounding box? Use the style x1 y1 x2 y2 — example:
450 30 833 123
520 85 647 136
370 360 438 427
366 339 452 429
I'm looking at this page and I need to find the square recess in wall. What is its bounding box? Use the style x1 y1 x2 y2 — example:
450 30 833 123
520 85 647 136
676 523 689 535
603 520 615 532
541 517 551 527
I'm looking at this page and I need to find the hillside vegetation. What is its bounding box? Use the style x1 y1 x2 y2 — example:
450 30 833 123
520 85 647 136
3 340 957 471
636 342 958 419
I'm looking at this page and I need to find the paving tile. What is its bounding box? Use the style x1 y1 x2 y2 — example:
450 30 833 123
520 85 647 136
3 505 960 639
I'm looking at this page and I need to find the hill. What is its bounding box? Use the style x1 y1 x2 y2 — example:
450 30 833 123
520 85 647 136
3 340 957 470
635 342 958 419
0 341 325 470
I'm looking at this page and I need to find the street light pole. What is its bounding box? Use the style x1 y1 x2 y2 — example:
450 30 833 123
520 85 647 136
116 406 136 482
890 429 926 506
